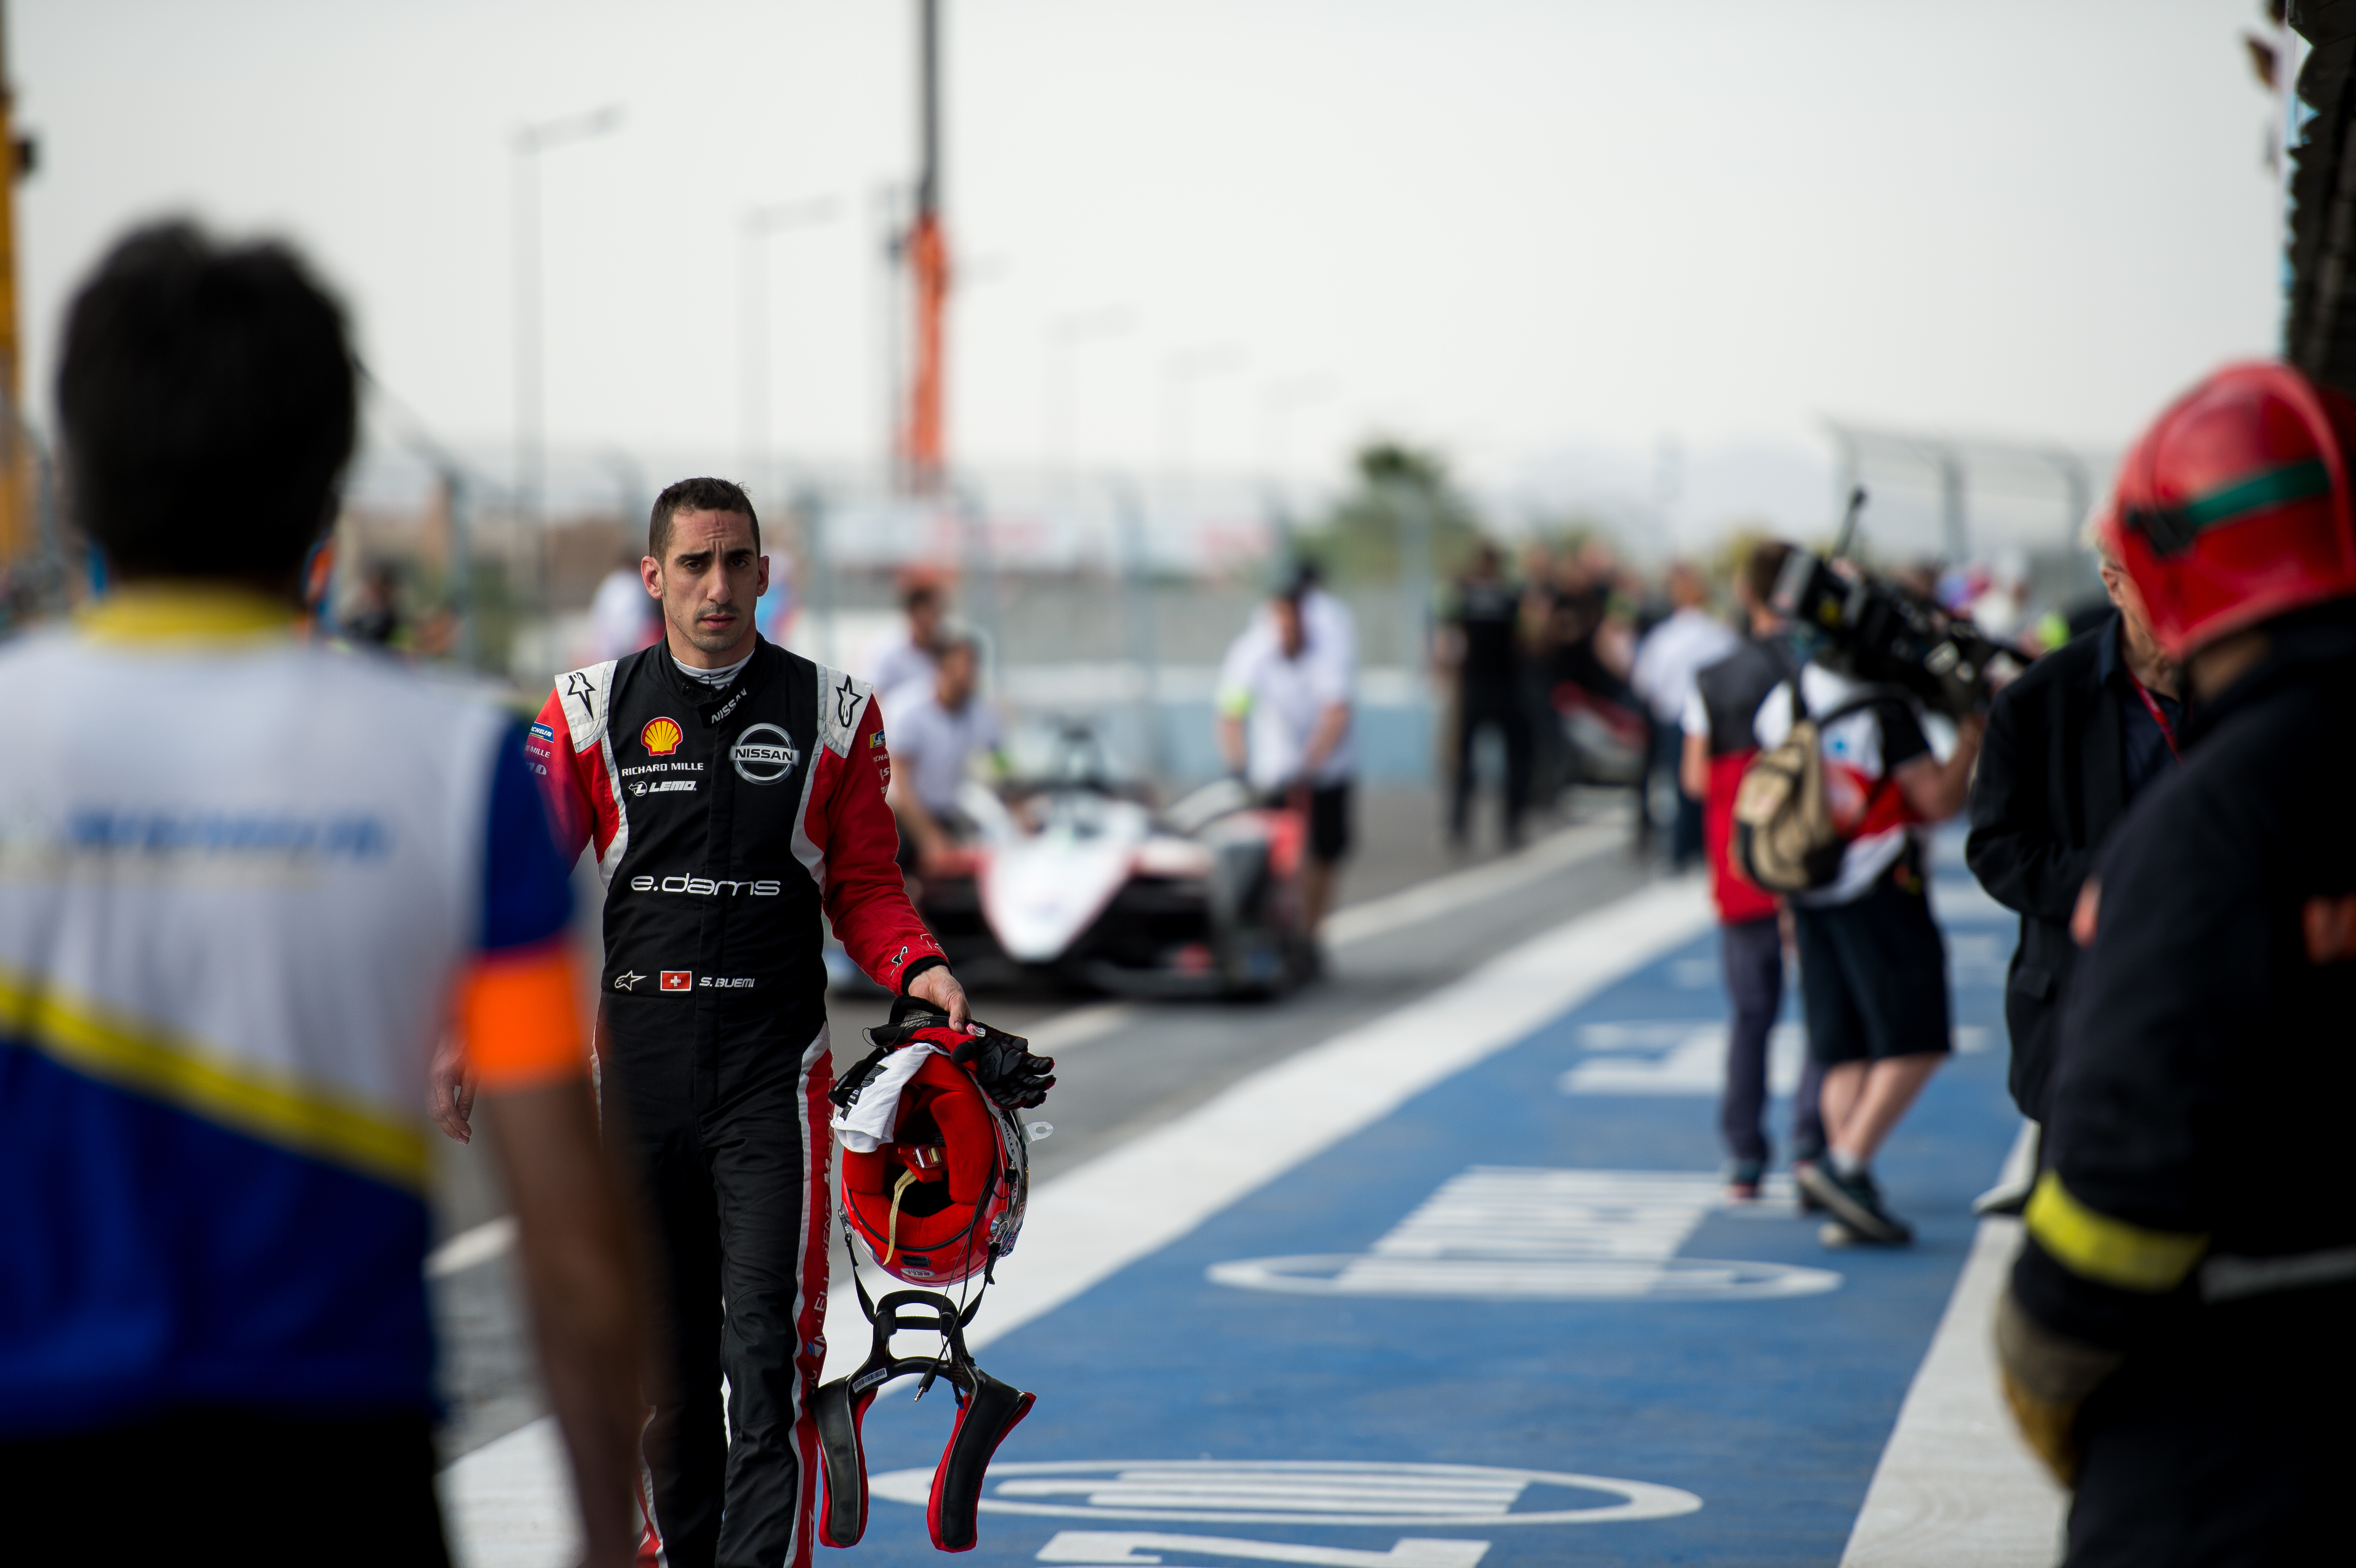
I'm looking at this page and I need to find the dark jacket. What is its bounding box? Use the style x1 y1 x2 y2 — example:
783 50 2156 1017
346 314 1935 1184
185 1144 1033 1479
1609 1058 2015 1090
2012 610 2356 1568
1964 617 2127 1121
2013 607 2356 1345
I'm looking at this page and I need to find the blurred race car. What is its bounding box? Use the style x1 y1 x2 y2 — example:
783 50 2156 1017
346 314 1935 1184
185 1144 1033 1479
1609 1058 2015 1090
902 724 1313 998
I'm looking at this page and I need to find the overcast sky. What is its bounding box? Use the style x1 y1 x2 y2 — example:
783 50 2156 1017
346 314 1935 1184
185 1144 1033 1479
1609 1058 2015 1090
13 0 2290 537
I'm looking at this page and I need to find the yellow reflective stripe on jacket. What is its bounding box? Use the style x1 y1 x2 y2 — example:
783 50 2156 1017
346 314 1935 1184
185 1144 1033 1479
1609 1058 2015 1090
2024 1170 2209 1293
77 586 297 643
0 966 428 1191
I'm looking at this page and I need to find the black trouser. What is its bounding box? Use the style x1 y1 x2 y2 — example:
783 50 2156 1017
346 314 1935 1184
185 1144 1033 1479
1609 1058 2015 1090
1793 866 1952 1064
602 1028 834 1568
3 1409 447 1565
2066 1295 2356 1567
1451 684 1532 842
1718 915 1826 1168
1648 717 1705 869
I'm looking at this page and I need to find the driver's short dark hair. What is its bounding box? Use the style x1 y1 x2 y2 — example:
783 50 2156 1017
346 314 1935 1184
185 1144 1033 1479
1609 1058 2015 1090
57 221 356 580
650 476 759 560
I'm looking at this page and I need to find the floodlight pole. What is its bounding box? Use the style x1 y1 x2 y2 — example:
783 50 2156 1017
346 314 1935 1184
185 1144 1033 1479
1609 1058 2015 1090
511 104 622 606
740 196 842 501
899 0 950 493
0 5 31 573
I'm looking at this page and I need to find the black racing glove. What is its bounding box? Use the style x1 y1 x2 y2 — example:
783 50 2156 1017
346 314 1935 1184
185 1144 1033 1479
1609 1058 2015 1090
861 996 1057 1111
950 1027 1056 1111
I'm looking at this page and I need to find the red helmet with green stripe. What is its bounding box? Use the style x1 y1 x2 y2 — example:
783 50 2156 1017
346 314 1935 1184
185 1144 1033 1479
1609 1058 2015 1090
2101 361 2356 660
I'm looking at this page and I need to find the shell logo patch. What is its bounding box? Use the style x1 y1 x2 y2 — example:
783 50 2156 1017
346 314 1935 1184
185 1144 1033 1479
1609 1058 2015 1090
641 717 685 756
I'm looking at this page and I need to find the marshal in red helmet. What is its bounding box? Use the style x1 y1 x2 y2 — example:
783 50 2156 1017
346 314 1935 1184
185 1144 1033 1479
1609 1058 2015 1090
2002 359 2356 1559
2098 359 2356 659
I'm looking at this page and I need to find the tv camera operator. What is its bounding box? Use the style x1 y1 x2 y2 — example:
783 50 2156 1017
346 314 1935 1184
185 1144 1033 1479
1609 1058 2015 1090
1747 519 2000 1246
1997 362 2356 1563
1962 525 2181 1214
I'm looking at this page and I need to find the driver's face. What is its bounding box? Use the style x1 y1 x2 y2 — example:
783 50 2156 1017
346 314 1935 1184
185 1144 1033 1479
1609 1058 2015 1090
645 509 767 664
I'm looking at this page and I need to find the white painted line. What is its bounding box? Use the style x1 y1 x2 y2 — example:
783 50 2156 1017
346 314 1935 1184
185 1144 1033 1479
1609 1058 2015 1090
877 875 1714 1369
442 877 1716 1559
1838 1149 2068 1566
1036 1528 1491 1567
426 1216 516 1279
1206 1167 1841 1300
873 1459 1702 1527
1321 818 1626 949
1021 1000 1140 1055
437 1416 579 1568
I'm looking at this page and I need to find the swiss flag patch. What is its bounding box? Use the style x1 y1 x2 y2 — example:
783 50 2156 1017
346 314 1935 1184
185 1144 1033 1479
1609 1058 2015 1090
660 970 693 992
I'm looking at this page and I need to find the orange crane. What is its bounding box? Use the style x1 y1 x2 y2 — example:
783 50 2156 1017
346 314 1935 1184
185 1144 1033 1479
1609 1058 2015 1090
899 0 950 493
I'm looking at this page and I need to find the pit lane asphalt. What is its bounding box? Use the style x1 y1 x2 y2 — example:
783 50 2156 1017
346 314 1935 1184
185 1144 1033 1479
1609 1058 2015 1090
427 790 1654 1462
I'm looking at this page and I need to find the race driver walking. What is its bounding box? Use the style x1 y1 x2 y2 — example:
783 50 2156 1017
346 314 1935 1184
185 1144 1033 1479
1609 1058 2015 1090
447 477 972 1568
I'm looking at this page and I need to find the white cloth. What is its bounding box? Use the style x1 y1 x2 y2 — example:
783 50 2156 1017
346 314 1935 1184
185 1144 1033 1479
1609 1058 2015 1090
830 1043 942 1153
1679 681 1709 739
870 633 938 709
889 689 1004 814
1630 607 1739 726
1247 588 1357 692
1751 664 1929 907
1216 621 1353 791
588 568 659 662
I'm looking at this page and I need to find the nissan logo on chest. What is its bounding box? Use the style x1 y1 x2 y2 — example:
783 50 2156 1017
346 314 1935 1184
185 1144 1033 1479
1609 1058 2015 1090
731 722 802 785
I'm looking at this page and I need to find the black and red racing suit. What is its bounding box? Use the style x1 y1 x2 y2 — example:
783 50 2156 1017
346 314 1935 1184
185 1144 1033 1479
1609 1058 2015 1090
529 636 944 1568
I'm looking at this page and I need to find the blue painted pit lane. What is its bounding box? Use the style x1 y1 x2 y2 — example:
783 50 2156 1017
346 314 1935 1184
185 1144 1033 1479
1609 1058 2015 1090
839 870 2018 1568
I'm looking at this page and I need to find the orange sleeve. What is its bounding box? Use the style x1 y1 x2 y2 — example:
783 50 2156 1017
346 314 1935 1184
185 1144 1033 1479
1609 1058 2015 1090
458 937 588 1091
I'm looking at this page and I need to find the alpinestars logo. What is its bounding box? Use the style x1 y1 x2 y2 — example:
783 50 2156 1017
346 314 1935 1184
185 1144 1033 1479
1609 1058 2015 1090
835 674 861 730
612 971 644 991
563 670 599 719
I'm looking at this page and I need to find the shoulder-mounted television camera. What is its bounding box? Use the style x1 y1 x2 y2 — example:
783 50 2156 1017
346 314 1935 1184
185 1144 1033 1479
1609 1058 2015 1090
1770 489 2027 719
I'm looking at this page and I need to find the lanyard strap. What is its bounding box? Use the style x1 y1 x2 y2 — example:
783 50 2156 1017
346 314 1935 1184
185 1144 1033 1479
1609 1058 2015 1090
2127 671 2182 762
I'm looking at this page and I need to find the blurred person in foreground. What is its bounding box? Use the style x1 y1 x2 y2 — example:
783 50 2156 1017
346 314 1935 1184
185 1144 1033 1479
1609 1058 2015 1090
452 476 978 1568
1998 362 2356 1563
888 627 1007 874
1680 540 1824 1201
1963 522 2181 1215
1219 577 1354 940
872 574 947 704
1634 560 1739 871
1756 586 1985 1246
0 225 644 1565
1441 541 1532 850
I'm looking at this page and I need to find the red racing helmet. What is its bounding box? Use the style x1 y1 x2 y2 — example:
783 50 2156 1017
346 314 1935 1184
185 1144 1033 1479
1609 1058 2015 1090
838 1040 1029 1289
2101 360 2356 660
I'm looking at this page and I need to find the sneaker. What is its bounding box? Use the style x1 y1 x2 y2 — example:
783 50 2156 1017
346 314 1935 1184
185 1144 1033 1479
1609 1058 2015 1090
1818 1220 1860 1248
1724 1160 1765 1203
1791 1159 1827 1214
1796 1162 1914 1244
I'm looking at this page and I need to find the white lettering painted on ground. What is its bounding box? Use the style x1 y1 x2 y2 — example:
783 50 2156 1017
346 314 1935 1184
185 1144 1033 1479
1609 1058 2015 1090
1036 1528 1490 1566
1560 1020 1985 1097
1208 1168 1843 1300
865 1460 1701 1528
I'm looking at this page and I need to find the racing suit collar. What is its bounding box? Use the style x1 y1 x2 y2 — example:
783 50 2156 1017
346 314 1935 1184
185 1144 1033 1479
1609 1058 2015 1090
77 584 298 644
660 632 776 728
